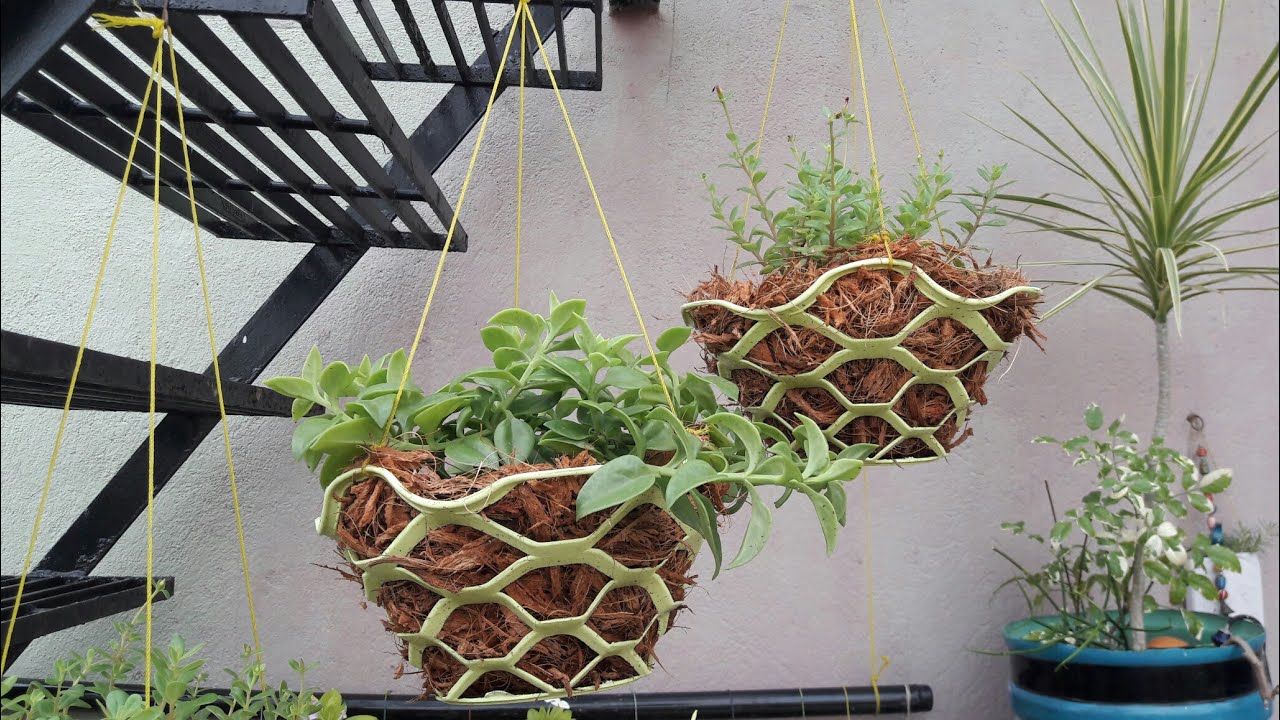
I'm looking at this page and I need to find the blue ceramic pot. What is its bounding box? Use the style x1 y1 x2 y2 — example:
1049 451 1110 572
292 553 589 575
1004 610 1273 719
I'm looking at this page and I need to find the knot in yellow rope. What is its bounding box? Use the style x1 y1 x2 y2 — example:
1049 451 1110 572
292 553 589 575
93 13 164 39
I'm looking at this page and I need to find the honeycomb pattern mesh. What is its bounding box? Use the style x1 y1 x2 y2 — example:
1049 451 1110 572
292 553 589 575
682 258 1041 464
317 465 700 704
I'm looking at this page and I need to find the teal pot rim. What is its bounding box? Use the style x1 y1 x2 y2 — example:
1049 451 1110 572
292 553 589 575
1003 609 1265 667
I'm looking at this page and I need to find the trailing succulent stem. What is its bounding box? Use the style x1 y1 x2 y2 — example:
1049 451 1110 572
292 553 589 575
997 405 1239 651
704 89 1011 274
269 295 867 577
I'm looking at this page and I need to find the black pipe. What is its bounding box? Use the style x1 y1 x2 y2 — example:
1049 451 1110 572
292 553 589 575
3 682 932 718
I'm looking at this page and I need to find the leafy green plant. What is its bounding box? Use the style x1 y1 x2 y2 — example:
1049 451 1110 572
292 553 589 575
997 405 1238 652
267 295 869 576
0 598 373 720
1222 521 1280 556
992 0 1278 439
704 89 1010 274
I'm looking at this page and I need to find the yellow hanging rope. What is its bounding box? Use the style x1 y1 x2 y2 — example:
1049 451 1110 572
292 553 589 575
382 4 522 440
514 9 528 307
166 26 265 670
728 0 790 282
143 17 165 699
863 471 890 714
847 0 893 265
872 0 943 245
522 2 677 414
0 17 166 677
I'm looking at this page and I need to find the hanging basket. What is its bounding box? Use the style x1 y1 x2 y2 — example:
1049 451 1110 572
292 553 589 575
316 454 702 704
682 244 1043 463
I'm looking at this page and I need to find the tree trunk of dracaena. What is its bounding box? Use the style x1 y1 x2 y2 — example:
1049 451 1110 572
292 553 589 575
1153 319 1171 442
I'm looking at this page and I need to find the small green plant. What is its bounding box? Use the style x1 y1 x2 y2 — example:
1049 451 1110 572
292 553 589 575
0 598 373 720
704 89 1010 274
268 295 869 576
1222 521 1280 556
997 405 1238 652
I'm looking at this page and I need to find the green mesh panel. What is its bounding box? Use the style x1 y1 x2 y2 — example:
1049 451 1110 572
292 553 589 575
682 258 1041 464
318 464 701 704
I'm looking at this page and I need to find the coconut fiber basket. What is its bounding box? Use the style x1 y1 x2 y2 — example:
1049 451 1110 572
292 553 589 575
681 257 1042 464
318 463 701 704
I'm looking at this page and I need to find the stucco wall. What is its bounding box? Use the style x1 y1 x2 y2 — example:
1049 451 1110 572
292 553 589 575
2 1 1277 717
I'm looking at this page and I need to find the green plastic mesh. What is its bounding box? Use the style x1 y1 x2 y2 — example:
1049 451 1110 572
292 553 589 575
682 258 1041 464
317 464 701 704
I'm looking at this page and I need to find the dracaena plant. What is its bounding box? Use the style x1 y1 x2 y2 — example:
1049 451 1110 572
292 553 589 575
267 294 870 576
997 405 1238 653
704 90 1011 274
992 0 1279 440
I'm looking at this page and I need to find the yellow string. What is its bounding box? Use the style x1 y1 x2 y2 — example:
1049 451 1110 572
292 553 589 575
382 4 522 441
514 7 527 307
91 13 164 38
847 0 893 265
0 17 165 676
167 26 265 672
863 470 890 714
522 3 677 414
728 0 789 282
143 19 165 700
872 0 943 246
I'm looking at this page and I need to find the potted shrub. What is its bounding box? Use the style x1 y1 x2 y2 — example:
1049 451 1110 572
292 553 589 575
682 93 1044 464
269 296 866 703
997 405 1273 719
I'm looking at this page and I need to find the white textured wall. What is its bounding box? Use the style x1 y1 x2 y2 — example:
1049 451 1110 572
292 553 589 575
2 1 1277 717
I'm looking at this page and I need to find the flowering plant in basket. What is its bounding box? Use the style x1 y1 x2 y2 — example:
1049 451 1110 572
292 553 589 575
682 94 1044 463
268 295 866 702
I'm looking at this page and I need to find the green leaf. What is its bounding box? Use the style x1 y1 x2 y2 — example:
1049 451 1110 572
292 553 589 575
385 349 408 389
603 366 651 390
824 480 849 526
664 459 718 508
656 326 693 352
291 417 331 460
576 455 658 518
706 413 763 470
795 415 829 476
797 484 839 555
443 435 499 471
480 326 521 352
1198 468 1232 494
303 347 322 382
412 396 471 435
494 416 535 463
489 307 542 336
264 376 324 405
550 298 587 335
1084 404 1104 431
728 483 773 568
290 397 314 421
546 356 594 391
838 443 878 461
310 417 381 453
348 393 397 429
1205 544 1241 573
318 362 352 398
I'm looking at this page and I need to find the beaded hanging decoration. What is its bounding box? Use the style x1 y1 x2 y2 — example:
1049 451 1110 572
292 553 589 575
1186 413 1230 614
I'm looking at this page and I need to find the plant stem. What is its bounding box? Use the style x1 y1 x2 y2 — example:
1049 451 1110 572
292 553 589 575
1128 539 1147 651
1153 319 1171 441
827 115 838 248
